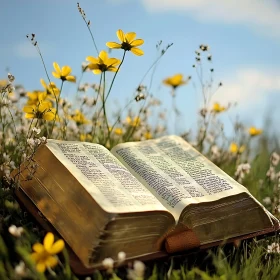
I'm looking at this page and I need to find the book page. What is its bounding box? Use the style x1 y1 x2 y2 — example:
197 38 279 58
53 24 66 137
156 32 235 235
46 140 168 214
111 135 249 221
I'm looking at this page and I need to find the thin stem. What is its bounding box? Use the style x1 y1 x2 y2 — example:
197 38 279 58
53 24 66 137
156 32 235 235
49 81 64 138
102 72 110 144
104 51 126 104
92 74 103 139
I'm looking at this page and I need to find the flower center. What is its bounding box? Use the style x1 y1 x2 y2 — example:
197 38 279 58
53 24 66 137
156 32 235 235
99 64 108 72
121 42 132 51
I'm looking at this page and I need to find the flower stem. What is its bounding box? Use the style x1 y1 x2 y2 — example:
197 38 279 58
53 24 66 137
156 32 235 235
102 72 110 145
104 50 126 104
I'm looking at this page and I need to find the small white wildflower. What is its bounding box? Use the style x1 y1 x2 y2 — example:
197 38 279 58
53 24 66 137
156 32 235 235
9 161 16 170
271 152 280 166
7 73 15 83
235 163 251 183
266 166 276 181
267 242 280 254
118 251 126 263
133 260 145 277
40 136 47 143
9 225 24 237
32 127 41 135
102 257 114 270
27 138 35 147
263 197 272 205
15 261 26 277
34 138 41 145
7 83 15 93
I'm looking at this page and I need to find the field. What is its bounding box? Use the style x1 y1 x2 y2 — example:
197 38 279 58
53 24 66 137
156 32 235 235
1 3 280 279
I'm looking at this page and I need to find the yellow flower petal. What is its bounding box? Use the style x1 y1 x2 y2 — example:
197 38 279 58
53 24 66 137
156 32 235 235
125 32 136 43
53 62 61 75
23 105 35 113
52 72 61 79
40 79 47 89
31 252 40 262
130 39 144 47
88 64 100 70
117 29 125 43
61 66 71 77
25 113 35 119
43 232 54 251
131 47 144 56
32 243 45 253
43 112 55 121
48 239 65 254
66 75 76 82
93 69 102 75
99 50 108 63
36 262 46 273
107 66 118 72
86 56 99 64
46 256 58 268
106 58 120 67
106 42 122 49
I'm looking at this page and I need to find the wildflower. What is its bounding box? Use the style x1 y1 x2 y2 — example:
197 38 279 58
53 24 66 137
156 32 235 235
106 29 144 56
26 90 50 106
267 242 280 254
271 152 280 166
31 232 65 273
52 62 76 82
23 101 56 121
126 116 141 127
40 79 60 98
86 50 121 74
7 73 15 83
229 142 245 154
32 127 41 135
102 257 114 270
144 131 152 140
248 126 262 137
70 110 90 125
234 163 251 183
114 128 123 135
9 225 24 237
128 260 145 280
118 251 126 263
163 74 190 89
263 197 272 205
15 261 27 277
212 102 226 113
266 166 276 181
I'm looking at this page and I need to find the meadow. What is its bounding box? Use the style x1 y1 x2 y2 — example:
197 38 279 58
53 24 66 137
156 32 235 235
1 3 280 279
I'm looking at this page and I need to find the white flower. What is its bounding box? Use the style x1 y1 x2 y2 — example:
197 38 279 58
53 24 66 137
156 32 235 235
8 225 24 237
127 260 146 280
267 242 280 253
15 261 26 277
266 166 276 181
118 251 126 263
271 152 280 166
263 197 272 205
102 257 114 270
32 127 41 135
27 138 35 147
7 73 15 83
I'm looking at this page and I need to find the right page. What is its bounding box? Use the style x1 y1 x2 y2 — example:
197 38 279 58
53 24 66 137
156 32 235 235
111 135 249 221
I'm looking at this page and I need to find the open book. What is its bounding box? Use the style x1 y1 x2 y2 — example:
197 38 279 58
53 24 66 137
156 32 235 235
13 135 279 271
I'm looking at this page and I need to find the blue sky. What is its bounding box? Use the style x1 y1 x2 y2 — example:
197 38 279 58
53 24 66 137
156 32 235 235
1 0 280 135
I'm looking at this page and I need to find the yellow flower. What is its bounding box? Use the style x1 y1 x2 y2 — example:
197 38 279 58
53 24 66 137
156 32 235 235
31 232 64 273
249 126 262 137
163 74 189 89
86 51 121 74
144 131 152 140
23 101 56 121
26 91 49 105
71 110 90 125
80 134 92 142
106 29 144 56
40 79 60 98
52 62 76 82
212 102 226 113
229 142 245 154
126 116 141 127
114 128 123 135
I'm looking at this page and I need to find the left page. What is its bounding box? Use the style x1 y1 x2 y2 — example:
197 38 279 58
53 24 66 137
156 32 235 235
45 140 168 214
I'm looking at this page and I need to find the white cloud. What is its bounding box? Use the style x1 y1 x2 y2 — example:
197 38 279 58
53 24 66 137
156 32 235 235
14 41 53 58
141 0 280 38
212 69 280 107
